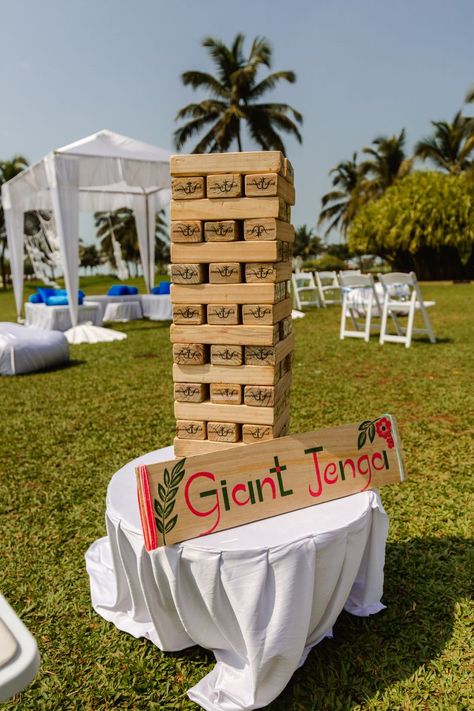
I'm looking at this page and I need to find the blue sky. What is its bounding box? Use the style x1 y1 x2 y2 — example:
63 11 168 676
1 0 473 241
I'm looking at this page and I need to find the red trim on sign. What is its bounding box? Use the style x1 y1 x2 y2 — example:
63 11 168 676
139 464 158 550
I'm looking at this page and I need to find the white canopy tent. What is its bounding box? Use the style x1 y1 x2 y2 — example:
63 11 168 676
1 129 171 327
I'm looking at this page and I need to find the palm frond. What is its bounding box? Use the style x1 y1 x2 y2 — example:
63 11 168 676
181 71 228 98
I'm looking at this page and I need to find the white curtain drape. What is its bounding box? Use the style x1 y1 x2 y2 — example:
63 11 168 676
2 183 25 317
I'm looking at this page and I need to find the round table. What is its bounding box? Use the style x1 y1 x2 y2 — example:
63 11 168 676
86 447 389 711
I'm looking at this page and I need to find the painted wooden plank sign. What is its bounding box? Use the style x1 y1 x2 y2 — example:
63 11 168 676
136 415 405 550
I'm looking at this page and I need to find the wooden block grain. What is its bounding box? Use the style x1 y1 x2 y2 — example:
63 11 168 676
244 173 295 205
173 363 278 386
210 383 242 405
170 151 284 177
207 174 242 198
171 283 279 304
173 343 207 365
171 241 282 263
176 420 206 440
171 263 206 284
207 421 241 442
209 262 242 284
174 401 279 425
173 438 246 456
204 220 240 242
207 304 240 325
284 157 294 184
170 220 202 243
171 177 205 200
170 197 289 221
170 324 279 346
243 218 295 242
174 382 207 403
172 304 206 325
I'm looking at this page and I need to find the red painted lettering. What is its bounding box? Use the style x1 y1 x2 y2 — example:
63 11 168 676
232 483 250 506
184 471 221 535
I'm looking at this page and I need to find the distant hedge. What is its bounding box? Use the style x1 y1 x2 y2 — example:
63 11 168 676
348 171 474 279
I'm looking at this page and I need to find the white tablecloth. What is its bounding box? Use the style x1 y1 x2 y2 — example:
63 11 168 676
85 446 389 711
86 295 143 323
141 294 172 320
103 300 142 322
24 301 101 330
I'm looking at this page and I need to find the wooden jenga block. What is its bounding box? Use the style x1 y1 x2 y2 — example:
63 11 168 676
170 151 284 176
173 363 278 386
242 298 292 325
279 316 293 340
173 343 207 365
174 382 207 403
204 220 240 242
210 383 242 405
170 220 202 243
176 420 207 440
172 304 206 325
171 241 283 263
281 241 291 261
207 174 242 198
171 176 205 200
170 324 279 346
174 438 246 456
245 333 294 366
209 263 242 284
284 157 294 184
171 283 280 304
170 197 289 222
244 385 274 407
174 401 278 425
242 419 288 443
207 304 240 325
210 345 243 366
243 218 295 242
244 173 295 205
245 262 292 283
208 421 241 442
171 263 206 284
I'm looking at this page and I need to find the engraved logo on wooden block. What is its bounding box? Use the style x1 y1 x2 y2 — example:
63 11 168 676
247 426 271 440
175 181 200 196
178 385 200 399
247 306 271 320
173 266 198 281
214 386 238 399
175 223 200 237
248 176 276 191
210 423 234 437
213 347 241 364
175 306 200 320
215 265 237 278
210 178 237 194
207 222 233 237
211 306 235 320
246 223 270 238
246 346 274 363
175 345 203 362
246 265 275 280
178 423 201 435
246 388 272 406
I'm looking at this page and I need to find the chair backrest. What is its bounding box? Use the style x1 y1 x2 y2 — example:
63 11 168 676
291 272 318 309
315 270 337 286
338 272 382 312
339 269 361 277
378 271 416 300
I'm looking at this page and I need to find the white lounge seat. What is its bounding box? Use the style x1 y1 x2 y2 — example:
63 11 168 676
378 272 436 348
0 323 69 375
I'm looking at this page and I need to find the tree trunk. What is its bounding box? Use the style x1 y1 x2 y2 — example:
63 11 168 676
236 124 242 152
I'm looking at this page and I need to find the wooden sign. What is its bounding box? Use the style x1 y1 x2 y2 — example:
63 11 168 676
136 415 405 549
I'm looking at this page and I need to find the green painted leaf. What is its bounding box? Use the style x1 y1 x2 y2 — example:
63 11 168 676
164 500 175 518
171 458 186 486
165 514 178 534
167 486 179 501
359 420 372 431
155 517 164 534
163 468 170 487
158 483 166 502
368 424 376 443
358 431 367 449
154 500 163 517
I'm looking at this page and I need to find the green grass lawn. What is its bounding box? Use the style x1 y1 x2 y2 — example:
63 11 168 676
1 280 472 710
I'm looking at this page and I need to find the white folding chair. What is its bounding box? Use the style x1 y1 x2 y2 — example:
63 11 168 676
339 269 361 277
314 271 341 307
338 273 382 342
378 272 436 348
291 272 320 310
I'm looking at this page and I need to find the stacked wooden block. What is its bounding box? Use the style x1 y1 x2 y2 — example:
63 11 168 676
170 151 295 457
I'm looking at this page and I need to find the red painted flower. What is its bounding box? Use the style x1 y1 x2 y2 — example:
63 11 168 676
375 417 392 440
386 436 395 449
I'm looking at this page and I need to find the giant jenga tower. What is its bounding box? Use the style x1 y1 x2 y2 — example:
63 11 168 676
170 151 295 457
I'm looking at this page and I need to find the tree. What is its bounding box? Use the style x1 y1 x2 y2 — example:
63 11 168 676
414 111 474 174
292 225 323 259
174 34 302 153
348 171 474 279
318 153 367 237
79 243 101 274
361 129 411 196
0 154 28 288
465 85 474 103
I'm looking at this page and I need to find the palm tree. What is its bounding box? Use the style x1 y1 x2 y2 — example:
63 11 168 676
0 154 28 289
465 86 474 103
361 129 411 196
174 34 302 153
318 154 367 237
293 226 324 259
414 111 474 173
